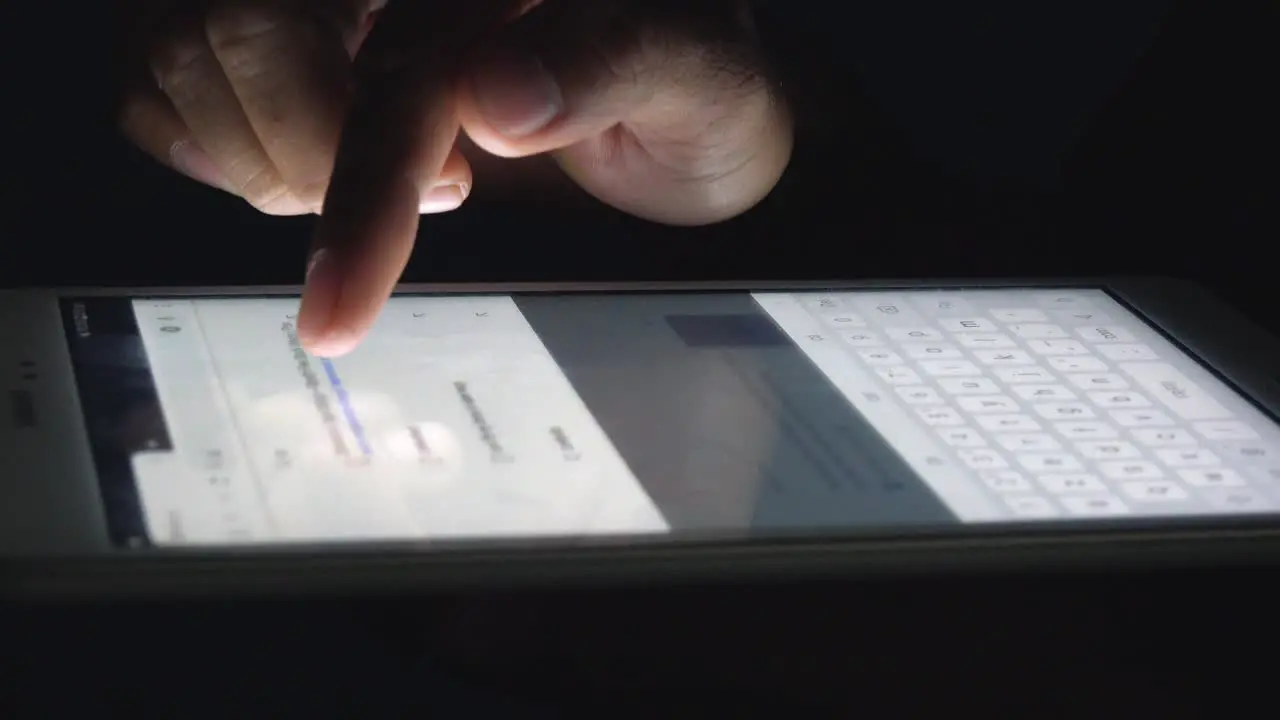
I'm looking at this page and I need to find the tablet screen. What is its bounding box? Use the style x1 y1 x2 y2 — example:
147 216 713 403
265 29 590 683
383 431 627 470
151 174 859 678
60 288 1280 547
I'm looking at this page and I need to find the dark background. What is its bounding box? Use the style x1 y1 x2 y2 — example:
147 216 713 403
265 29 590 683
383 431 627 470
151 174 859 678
4 0 1279 715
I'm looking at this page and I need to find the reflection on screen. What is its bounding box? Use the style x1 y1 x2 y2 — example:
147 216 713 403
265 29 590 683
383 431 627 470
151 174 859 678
60 289 1280 547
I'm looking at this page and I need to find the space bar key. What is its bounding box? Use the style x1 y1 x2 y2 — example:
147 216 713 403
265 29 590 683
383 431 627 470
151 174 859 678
1118 362 1233 420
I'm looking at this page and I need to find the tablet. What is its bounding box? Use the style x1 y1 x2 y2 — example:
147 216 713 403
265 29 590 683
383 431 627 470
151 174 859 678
3 278 1279 597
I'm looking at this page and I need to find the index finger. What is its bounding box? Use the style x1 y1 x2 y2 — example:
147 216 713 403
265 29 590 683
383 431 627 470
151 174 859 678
298 0 514 356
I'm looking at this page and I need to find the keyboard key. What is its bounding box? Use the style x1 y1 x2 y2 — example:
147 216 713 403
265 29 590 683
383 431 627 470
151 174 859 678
995 433 1062 452
1154 448 1221 468
982 471 1033 492
1110 409 1175 427
1217 443 1274 465
1009 324 1069 339
1060 495 1130 516
1076 441 1142 460
920 360 982 377
841 331 882 347
956 395 1020 413
940 318 999 333
938 427 986 447
977 414 1043 433
895 386 944 404
886 326 945 342
1131 428 1197 447
1178 468 1247 488
1121 481 1189 503
917 407 965 426
1076 326 1137 343
1027 339 1090 356
1053 310 1113 325
851 297 920 323
800 294 845 311
1064 373 1129 391
1034 402 1096 420
937 377 999 394
1118 362 1232 420
858 349 905 365
972 349 1035 365
876 366 922 385
995 366 1055 383
990 308 1049 323
1048 356 1109 373
818 310 866 328
902 342 962 360
1192 420 1259 440
1017 453 1084 473
1037 294 1093 310
957 449 1008 470
1099 344 1159 361
1011 384 1076 402
1202 488 1269 512
1087 391 1151 409
954 333 1017 349
914 295 973 315
1250 466 1280 486
1039 474 1107 494
1004 496 1059 517
1099 461 1164 480
1054 421 1118 439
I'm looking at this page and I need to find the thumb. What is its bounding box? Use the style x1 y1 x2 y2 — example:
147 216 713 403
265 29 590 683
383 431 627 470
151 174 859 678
456 0 793 225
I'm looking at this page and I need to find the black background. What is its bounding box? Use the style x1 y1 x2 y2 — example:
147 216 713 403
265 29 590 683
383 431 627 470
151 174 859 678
4 0 1279 715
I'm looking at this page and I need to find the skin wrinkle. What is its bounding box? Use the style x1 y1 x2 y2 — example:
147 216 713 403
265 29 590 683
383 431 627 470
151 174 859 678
152 36 213 95
629 29 764 123
678 88 790 215
630 86 771 181
206 10 289 56
555 5 782 225
232 158 294 210
594 7 766 180
584 118 765 222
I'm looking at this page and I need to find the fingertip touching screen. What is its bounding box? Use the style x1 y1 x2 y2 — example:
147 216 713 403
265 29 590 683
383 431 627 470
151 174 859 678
59 289 1280 548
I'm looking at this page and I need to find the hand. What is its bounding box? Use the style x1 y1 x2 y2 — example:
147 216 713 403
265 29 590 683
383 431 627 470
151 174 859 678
118 1 410 215
118 0 793 356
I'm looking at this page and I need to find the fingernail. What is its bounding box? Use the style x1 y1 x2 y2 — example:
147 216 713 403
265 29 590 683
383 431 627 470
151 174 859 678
472 49 563 138
169 140 233 192
419 183 469 214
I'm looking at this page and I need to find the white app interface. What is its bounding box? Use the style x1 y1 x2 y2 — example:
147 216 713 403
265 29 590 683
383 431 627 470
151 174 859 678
128 297 668 545
756 288 1280 521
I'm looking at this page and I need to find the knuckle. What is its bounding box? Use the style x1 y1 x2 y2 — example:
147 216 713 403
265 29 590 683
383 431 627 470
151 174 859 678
226 156 290 212
243 179 295 214
150 28 212 94
205 1 294 58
